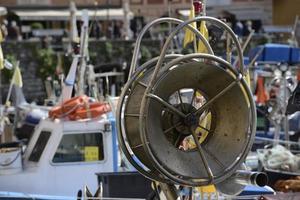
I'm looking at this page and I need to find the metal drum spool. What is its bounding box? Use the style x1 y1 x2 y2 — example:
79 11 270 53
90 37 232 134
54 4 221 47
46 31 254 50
120 55 181 183
117 17 256 187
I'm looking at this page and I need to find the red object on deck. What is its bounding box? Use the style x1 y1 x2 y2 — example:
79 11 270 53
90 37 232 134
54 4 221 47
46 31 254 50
193 0 203 15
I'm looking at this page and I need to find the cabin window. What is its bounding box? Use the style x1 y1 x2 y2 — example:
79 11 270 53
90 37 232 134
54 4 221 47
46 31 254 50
52 132 104 163
29 131 51 162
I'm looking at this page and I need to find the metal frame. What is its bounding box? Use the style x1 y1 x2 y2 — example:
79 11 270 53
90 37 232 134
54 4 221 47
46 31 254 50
139 54 256 186
117 16 214 182
117 16 255 187
117 54 182 183
127 17 214 79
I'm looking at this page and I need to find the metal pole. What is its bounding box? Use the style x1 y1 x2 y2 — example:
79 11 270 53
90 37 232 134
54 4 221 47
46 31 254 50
292 15 299 47
226 33 232 63
159 183 179 200
283 70 290 149
77 10 89 95
273 123 280 146
202 0 206 16
123 0 130 40
5 61 20 105
168 0 174 53
0 69 2 106
106 0 110 38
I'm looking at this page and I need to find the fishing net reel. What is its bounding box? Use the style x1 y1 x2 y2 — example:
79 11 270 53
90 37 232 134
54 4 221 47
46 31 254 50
117 17 264 195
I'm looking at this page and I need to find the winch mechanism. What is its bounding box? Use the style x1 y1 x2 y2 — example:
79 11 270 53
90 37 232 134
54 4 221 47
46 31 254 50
117 17 267 197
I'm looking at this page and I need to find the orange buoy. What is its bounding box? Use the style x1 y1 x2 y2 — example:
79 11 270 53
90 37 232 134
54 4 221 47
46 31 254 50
255 76 269 105
69 102 111 120
49 95 111 120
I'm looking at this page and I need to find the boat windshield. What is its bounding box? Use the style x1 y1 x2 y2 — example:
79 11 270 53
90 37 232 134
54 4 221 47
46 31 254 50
52 132 104 163
29 131 51 162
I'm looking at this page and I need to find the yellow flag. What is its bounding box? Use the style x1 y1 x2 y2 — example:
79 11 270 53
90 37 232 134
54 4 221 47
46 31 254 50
12 66 23 87
0 30 3 43
183 6 209 52
245 70 251 86
0 31 4 70
183 5 196 48
198 21 209 53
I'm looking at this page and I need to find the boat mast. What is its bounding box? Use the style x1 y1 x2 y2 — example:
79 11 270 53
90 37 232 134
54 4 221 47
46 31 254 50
77 10 89 96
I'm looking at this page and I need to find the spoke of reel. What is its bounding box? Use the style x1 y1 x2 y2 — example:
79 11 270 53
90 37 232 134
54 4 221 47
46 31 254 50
197 111 212 133
190 89 197 109
197 125 212 133
191 130 214 181
203 146 225 169
147 93 186 118
132 142 150 149
163 121 182 134
194 80 239 116
175 134 186 148
136 81 148 88
124 113 140 117
177 90 185 111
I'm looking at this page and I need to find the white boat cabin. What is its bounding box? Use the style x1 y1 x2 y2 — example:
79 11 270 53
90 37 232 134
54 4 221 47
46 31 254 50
0 116 118 197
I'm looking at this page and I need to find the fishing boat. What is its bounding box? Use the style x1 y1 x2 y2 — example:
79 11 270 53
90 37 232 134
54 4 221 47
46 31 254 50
0 114 118 197
0 3 130 198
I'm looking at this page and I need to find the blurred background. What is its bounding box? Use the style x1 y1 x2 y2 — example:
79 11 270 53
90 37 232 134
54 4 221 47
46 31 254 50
0 0 298 104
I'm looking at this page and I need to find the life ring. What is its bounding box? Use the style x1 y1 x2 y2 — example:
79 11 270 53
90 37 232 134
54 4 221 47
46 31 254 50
69 102 111 120
49 95 111 120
